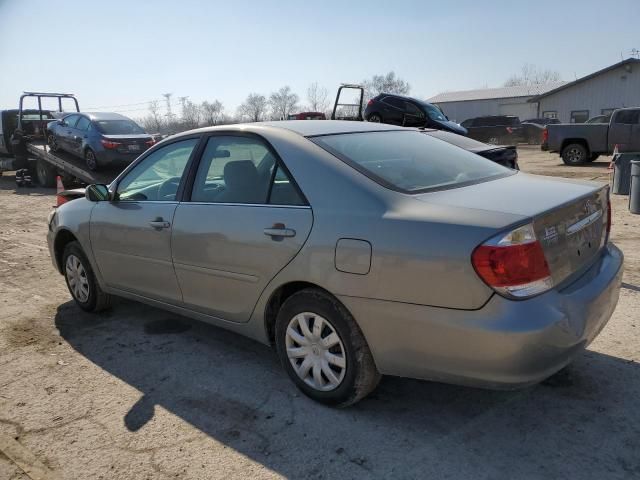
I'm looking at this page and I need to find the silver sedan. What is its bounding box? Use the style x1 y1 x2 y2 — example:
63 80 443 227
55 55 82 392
47 121 623 406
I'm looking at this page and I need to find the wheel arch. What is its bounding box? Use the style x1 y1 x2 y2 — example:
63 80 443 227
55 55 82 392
53 228 79 273
264 281 339 346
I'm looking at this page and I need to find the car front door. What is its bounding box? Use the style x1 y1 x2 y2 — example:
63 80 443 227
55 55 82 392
171 134 313 323
90 137 200 303
58 114 80 151
403 101 426 127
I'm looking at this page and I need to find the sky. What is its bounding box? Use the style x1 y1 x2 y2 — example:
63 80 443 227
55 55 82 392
1 0 639 117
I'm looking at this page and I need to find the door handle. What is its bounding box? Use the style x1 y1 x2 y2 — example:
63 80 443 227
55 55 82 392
264 223 296 238
149 219 170 229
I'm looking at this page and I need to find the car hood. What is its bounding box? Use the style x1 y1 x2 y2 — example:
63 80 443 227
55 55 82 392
414 171 602 218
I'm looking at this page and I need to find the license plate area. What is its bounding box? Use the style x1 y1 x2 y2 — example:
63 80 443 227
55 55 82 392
127 144 141 152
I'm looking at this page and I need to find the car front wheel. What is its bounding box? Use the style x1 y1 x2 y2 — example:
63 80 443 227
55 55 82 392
275 288 380 407
62 241 111 312
85 149 98 171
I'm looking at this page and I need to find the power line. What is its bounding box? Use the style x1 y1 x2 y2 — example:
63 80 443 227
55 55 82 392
85 100 156 110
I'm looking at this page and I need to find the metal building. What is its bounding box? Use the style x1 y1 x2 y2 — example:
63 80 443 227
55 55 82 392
427 83 565 124
529 58 640 123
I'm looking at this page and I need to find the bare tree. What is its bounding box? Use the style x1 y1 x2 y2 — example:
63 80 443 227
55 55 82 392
269 86 299 120
504 64 562 86
307 82 329 113
143 100 163 132
201 100 224 126
238 93 268 122
363 71 410 101
181 99 202 129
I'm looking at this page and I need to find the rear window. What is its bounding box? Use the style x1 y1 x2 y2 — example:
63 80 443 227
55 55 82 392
95 120 145 135
312 130 512 193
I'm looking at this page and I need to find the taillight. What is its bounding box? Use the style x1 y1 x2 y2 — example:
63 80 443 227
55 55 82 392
101 138 121 149
367 99 373 106
145 138 156 147
543 128 549 142
472 223 553 299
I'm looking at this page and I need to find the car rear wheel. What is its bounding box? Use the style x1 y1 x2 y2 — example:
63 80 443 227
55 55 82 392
561 143 588 165
85 149 98 171
275 288 380 407
62 241 111 312
367 113 382 123
36 159 56 188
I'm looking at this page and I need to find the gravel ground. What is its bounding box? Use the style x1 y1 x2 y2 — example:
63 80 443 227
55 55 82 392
1 147 639 479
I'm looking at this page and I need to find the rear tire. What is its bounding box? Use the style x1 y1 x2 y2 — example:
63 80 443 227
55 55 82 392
62 241 112 312
561 143 588 165
85 149 98 171
367 113 382 123
36 159 56 187
275 288 380 407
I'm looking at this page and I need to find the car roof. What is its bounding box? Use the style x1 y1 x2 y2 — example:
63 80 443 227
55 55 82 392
65 112 132 121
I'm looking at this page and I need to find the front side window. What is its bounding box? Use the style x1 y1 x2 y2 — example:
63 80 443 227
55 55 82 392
116 138 198 201
63 114 80 128
570 110 589 123
312 130 512 193
421 102 447 122
191 136 304 205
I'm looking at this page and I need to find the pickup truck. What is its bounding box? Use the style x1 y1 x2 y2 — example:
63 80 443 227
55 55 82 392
546 107 640 165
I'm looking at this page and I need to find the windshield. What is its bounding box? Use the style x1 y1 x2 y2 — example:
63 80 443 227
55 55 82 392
312 130 512 193
95 120 145 135
420 102 447 122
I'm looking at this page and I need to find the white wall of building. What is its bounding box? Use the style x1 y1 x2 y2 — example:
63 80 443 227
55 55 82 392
435 97 539 123
538 63 640 122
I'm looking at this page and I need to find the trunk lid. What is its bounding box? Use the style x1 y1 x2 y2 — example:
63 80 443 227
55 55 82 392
415 172 609 286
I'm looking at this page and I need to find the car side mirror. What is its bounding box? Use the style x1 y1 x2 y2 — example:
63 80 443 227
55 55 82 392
85 184 110 202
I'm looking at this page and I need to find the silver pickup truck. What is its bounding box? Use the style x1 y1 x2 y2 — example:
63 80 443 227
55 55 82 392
547 108 640 165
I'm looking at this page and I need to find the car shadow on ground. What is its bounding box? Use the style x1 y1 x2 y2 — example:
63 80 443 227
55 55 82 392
0 173 54 195
54 299 640 479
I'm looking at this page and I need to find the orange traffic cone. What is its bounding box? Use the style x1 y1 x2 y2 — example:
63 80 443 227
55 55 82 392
56 176 67 207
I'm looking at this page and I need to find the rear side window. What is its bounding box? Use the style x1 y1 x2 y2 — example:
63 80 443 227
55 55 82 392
312 130 512 193
75 116 91 131
614 110 640 124
382 97 404 109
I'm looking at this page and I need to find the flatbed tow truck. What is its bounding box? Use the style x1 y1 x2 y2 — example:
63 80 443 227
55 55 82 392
0 92 119 187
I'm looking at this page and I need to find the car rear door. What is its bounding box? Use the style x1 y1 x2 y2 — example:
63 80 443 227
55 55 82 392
171 133 312 323
71 116 91 156
90 137 200 303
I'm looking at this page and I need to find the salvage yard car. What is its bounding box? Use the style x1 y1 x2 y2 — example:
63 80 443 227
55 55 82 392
546 107 640 165
47 112 155 171
47 120 623 407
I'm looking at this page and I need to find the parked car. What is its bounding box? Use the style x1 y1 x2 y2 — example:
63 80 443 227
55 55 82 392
47 112 155 171
460 115 523 144
585 114 611 124
425 129 519 169
48 120 622 407
364 94 467 135
546 107 640 165
287 112 326 120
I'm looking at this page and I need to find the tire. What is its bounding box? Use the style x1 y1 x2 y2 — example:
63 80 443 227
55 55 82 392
84 149 98 171
588 154 600 162
47 133 59 153
274 288 380 407
561 143 589 165
367 113 382 123
62 241 112 312
35 159 56 188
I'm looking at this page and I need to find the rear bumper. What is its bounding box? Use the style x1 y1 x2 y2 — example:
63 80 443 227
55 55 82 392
339 243 623 388
95 148 144 166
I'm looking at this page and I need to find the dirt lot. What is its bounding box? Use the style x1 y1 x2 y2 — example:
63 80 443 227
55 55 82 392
1 147 639 479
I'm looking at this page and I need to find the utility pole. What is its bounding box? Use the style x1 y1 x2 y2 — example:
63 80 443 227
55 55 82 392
178 96 189 116
631 48 640 59
162 93 174 121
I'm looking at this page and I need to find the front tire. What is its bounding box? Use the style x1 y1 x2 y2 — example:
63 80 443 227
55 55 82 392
47 133 59 153
561 143 588 165
84 149 98 171
62 241 111 312
275 288 380 407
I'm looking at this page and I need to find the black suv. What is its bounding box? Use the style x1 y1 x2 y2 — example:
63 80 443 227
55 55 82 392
460 115 524 144
364 94 467 135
